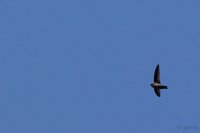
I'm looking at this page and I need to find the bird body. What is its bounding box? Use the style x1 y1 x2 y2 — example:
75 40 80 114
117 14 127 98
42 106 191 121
151 64 168 97
151 83 167 89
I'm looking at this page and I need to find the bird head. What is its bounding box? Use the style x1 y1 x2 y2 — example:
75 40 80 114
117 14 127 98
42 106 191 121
151 83 154 87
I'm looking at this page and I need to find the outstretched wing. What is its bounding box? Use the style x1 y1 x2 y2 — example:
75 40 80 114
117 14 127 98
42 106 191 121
154 89 160 97
154 64 160 83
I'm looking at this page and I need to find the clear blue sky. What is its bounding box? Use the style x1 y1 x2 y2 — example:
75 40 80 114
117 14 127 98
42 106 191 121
0 0 200 132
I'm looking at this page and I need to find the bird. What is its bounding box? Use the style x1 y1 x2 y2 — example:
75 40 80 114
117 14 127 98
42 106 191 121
151 64 168 97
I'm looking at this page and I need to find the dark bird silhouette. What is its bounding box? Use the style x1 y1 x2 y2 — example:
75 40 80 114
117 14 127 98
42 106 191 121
151 64 168 97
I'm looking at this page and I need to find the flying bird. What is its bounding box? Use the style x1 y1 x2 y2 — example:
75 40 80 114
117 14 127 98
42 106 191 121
151 64 168 97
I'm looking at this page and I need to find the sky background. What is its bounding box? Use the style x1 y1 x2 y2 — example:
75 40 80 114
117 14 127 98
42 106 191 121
0 0 200 133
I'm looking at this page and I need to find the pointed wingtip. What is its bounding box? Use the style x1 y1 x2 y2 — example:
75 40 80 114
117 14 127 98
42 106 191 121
156 64 160 70
156 93 161 97
156 94 161 97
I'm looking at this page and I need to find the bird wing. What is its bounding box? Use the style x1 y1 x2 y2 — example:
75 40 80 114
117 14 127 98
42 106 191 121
154 64 160 83
154 89 160 97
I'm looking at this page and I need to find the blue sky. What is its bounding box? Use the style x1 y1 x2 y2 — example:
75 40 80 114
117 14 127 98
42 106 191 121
0 0 200 132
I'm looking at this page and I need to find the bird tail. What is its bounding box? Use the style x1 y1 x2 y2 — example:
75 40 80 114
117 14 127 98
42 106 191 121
160 85 168 89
